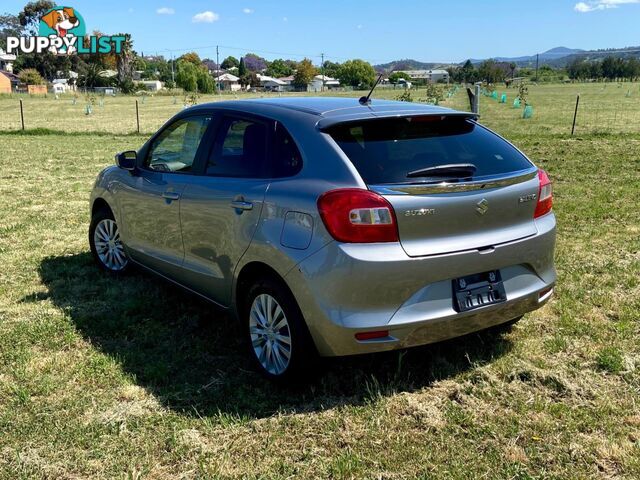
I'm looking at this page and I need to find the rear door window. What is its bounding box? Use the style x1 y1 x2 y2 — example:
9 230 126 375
272 123 302 177
206 117 269 178
326 116 532 184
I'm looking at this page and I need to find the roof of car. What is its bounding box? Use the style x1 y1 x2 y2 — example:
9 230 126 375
188 97 474 129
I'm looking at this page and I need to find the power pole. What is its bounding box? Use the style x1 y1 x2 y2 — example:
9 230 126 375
535 53 539 82
216 45 220 93
171 52 175 85
321 52 325 92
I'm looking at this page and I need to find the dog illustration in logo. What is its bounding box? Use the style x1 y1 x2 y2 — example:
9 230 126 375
41 7 80 54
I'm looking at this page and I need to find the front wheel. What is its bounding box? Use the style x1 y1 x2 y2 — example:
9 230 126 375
89 208 129 273
243 277 316 382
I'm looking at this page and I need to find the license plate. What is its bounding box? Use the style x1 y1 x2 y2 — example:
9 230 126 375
452 270 506 312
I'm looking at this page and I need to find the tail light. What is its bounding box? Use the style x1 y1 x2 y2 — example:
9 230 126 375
317 188 399 243
534 169 553 218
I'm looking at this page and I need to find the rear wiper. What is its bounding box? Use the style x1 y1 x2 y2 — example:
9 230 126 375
407 163 477 179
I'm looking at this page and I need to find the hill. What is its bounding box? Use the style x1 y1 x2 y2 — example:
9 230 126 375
376 46 640 72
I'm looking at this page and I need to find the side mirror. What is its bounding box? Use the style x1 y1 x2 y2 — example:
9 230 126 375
115 150 137 171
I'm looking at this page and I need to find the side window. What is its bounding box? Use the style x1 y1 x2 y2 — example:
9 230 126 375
272 123 303 177
206 117 268 177
146 116 211 173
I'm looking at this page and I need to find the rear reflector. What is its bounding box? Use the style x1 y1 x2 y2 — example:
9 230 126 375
318 188 399 243
534 169 553 218
355 330 389 341
538 287 554 302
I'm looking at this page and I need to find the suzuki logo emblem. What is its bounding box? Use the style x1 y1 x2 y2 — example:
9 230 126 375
476 198 489 215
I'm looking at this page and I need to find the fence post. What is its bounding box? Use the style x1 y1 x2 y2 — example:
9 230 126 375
571 94 580 136
135 99 140 134
19 99 25 130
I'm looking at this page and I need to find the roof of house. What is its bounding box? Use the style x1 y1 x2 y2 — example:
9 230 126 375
0 70 19 82
0 48 16 61
257 74 286 85
216 73 239 82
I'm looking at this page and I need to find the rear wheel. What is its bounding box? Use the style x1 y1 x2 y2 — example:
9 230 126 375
89 208 129 273
243 277 315 382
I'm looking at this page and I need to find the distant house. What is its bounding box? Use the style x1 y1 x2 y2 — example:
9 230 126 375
140 80 163 91
0 70 19 93
0 48 16 73
399 69 449 83
216 73 240 91
310 74 340 92
257 74 287 92
52 78 75 94
277 75 296 92
94 86 117 95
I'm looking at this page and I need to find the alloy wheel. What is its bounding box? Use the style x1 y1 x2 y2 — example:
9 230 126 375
93 218 128 271
249 293 292 375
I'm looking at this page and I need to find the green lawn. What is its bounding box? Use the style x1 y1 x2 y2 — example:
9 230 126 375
1 81 639 135
0 85 639 478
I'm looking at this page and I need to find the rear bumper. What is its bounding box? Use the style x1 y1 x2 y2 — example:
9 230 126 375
284 213 556 357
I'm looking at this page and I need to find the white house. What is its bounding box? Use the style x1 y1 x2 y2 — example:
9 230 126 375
257 74 287 92
52 78 75 94
310 74 340 92
216 73 241 91
399 69 449 83
140 80 163 91
0 48 16 73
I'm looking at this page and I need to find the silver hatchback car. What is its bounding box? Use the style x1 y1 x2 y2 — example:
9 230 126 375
89 97 556 381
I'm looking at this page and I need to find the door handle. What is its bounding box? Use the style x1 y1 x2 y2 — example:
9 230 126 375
162 191 181 201
230 200 253 211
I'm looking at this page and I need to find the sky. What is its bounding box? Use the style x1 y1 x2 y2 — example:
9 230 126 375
3 0 640 64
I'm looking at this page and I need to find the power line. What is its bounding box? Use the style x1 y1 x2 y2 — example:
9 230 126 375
146 43 396 66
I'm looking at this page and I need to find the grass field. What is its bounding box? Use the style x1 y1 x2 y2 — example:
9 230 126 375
0 84 639 478
1 81 640 135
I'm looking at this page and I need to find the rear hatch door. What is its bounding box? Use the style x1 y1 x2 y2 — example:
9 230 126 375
325 115 540 257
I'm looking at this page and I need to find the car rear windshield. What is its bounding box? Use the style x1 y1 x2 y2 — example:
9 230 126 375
325 116 532 185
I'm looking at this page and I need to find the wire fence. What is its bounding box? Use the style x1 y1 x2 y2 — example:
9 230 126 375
0 84 639 136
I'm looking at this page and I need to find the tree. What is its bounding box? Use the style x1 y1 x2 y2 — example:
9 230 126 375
322 60 341 78
178 52 202 66
239 72 259 88
244 53 267 72
337 59 376 89
221 56 239 70
18 68 45 85
175 60 215 93
114 33 135 93
0 13 23 50
77 62 113 88
266 58 293 78
388 71 410 84
18 0 55 35
176 60 198 92
238 57 247 77
477 59 506 84
13 1 58 79
196 67 215 93
292 58 317 89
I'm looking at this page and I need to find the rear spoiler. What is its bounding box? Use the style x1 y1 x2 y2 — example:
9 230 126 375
317 110 479 131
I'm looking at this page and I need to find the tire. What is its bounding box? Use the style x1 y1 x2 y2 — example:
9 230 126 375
242 276 316 383
89 207 130 274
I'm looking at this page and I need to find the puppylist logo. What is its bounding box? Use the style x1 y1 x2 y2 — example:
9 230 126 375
6 6 125 56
